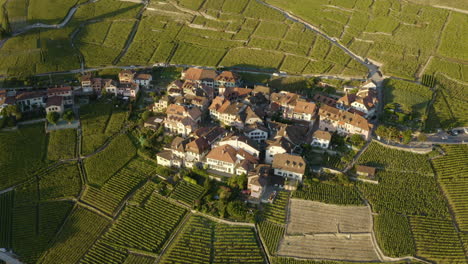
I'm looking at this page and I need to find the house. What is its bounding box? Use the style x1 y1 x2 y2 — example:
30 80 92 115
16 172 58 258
45 96 64 114
209 97 246 128
167 80 184 97
247 164 270 199
313 94 337 107
144 117 164 130
270 91 300 111
135 73 152 87
156 137 189 168
15 91 46 112
164 104 202 137
119 70 134 83
117 83 139 98
218 134 260 157
156 150 175 168
152 96 171 112
351 97 376 117
215 71 240 88
182 68 217 88
274 123 310 146
318 105 372 139
252 85 270 100
241 106 263 125
184 94 210 110
206 144 258 175
291 101 316 122
336 93 356 110
244 123 268 143
311 130 332 149
185 137 210 168
356 165 376 178
192 126 226 145
80 74 93 93
220 87 252 102
272 153 306 181
47 86 73 105
361 80 377 90
103 79 118 95
265 137 294 164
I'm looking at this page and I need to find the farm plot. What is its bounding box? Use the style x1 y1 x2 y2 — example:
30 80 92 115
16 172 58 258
409 216 466 263
263 191 289 224
101 194 187 253
264 0 458 81
80 240 128 264
124 254 155 264
292 182 363 205
169 180 205 207
357 141 433 174
40 206 110 264
286 200 370 235
47 128 76 161
12 201 73 263
258 220 285 255
82 157 158 215
432 145 468 231
278 234 380 261
0 191 14 249
160 215 265 264
77 20 136 67
39 162 81 200
80 102 113 155
0 123 48 189
27 0 80 25
358 170 449 218
383 79 433 116
84 133 136 187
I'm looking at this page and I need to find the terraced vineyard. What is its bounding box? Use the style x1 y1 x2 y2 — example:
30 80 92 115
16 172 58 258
432 144 468 231
0 191 13 249
264 0 467 83
374 213 415 257
262 191 289 224
161 215 265 264
292 183 363 205
82 157 158 215
358 171 449 218
39 162 81 200
258 220 285 255
12 201 74 263
102 194 187 253
409 216 466 263
169 180 205 206
84 133 136 187
0 123 48 189
47 128 77 161
40 206 110 264
357 142 433 174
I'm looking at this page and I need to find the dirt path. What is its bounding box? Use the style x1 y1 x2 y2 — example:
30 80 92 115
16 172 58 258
433 5 468 15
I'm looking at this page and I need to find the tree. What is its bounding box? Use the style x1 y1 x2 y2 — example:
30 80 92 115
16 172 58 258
63 110 74 124
227 201 246 219
418 133 427 142
375 125 388 140
141 110 151 121
349 134 365 148
46 112 60 125
402 130 412 144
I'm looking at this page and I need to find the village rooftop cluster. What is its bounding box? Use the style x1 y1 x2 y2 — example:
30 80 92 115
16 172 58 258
150 68 378 201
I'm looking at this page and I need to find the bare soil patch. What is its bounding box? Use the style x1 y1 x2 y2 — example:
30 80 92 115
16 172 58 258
287 199 371 234
278 234 380 261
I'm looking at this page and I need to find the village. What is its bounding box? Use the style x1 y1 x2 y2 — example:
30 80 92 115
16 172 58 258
0 67 379 203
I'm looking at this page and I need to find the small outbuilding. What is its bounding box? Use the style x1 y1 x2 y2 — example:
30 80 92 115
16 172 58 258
356 165 376 178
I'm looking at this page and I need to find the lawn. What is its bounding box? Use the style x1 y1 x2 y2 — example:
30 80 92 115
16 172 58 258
0 123 48 189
